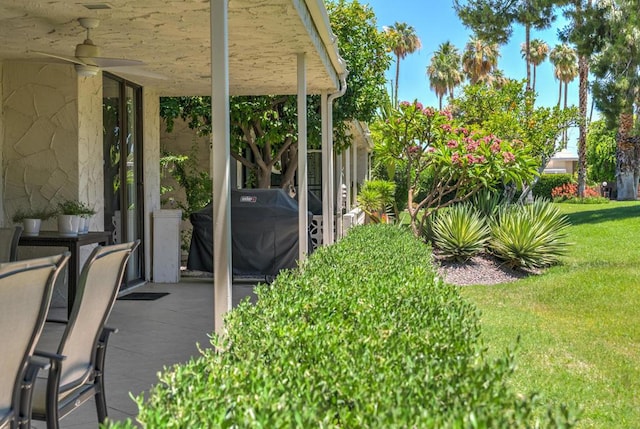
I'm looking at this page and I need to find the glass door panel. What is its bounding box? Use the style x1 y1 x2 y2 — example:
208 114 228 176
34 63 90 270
103 74 144 287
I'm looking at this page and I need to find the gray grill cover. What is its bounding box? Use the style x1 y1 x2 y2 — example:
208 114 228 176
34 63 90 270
187 189 312 277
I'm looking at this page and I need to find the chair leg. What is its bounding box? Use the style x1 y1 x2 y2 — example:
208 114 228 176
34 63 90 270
95 376 108 423
95 327 116 423
45 365 61 429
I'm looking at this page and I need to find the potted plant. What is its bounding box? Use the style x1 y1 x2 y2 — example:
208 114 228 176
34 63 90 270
77 201 97 234
12 206 57 236
57 200 85 236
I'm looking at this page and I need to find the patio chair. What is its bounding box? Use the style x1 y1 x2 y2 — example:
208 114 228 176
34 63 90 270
0 226 23 263
30 240 139 429
0 253 70 429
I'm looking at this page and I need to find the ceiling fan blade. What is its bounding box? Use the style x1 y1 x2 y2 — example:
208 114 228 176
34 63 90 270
30 51 85 66
89 57 145 68
103 66 168 80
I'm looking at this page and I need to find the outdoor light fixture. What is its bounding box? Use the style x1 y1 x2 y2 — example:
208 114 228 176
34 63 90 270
75 64 99 77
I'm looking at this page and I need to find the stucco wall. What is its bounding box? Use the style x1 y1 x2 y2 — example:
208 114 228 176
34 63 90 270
143 87 161 281
2 62 79 230
0 62 4 225
160 117 211 210
78 73 104 230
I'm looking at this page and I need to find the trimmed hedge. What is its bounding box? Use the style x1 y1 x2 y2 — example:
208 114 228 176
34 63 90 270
532 173 574 199
109 225 574 428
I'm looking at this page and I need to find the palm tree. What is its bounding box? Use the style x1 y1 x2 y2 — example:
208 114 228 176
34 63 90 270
384 22 422 106
550 43 578 147
521 38 549 93
490 69 511 89
462 37 499 85
427 41 462 109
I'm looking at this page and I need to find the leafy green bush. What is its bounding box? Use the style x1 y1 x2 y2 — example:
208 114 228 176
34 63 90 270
108 225 574 429
490 200 571 269
532 174 574 199
431 203 490 261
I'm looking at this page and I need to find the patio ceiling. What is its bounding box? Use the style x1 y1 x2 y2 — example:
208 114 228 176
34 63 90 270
0 0 345 96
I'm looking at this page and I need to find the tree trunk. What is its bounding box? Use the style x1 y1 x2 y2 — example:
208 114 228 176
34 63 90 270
577 55 589 197
438 94 443 111
280 145 298 191
257 167 272 189
563 81 569 148
394 54 401 106
557 80 562 108
532 64 537 93
524 29 531 90
616 112 639 200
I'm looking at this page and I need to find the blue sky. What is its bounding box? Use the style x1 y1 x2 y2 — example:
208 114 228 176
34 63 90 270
362 0 580 148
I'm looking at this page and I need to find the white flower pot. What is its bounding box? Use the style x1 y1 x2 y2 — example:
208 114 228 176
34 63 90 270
58 214 80 237
22 218 42 236
77 217 87 235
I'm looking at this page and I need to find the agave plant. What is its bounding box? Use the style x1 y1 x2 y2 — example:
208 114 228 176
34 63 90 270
431 203 490 262
470 188 507 220
489 199 570 269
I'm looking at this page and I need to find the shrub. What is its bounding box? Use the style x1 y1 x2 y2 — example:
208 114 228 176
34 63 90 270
532 173 574 199
108 225 575 429
431 203 490 261
551 182 610 204
490 200 571 269
357 180 396 223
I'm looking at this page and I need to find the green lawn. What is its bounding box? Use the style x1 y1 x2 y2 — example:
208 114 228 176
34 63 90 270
459 201 640 428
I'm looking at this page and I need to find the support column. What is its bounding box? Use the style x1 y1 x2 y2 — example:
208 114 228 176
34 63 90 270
297 53 308 261
327 97 335 244
211 0 232 335
345 143 351 211
352 142 358 208
321 92 331 246
336 151 344 238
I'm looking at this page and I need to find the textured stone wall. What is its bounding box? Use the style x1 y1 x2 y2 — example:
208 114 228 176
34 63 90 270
2 62 79 230
77 73 104 231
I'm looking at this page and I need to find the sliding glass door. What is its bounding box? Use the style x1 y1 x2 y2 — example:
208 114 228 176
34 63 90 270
103 74 145 287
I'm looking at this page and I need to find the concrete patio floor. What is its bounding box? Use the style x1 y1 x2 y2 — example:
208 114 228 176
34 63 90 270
31 278 257 429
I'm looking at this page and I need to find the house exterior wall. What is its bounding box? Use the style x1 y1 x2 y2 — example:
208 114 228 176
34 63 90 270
0 62 4 225
545 159 577 175
143 87 161 281
2 62 79 230
77 74 104 231
159 117 210 211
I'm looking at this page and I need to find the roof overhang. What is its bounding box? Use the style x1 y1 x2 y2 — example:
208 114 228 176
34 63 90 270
0 0 346 96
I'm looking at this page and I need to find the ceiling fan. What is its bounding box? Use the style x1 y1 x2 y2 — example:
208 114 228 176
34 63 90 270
33 18 165 79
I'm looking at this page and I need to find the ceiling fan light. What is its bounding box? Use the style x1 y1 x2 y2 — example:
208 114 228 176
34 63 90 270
75 64 99 77
75 42 100 58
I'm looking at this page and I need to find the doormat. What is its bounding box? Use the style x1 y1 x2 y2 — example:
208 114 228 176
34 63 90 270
118 292 170 301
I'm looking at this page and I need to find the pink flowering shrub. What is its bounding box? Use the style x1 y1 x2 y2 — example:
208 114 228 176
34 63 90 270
551 183 602 202
372 100 537 236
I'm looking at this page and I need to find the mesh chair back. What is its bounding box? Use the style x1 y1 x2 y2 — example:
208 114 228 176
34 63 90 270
0 226 23 263
55 241 139 391
0 253 69 420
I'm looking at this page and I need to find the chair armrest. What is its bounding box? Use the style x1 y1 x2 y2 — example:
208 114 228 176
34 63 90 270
99 326 118 343
34 350 66 363
20 357 52 425
45 318 69 325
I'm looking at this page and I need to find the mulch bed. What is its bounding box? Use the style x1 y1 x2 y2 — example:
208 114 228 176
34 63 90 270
432 251 539 286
